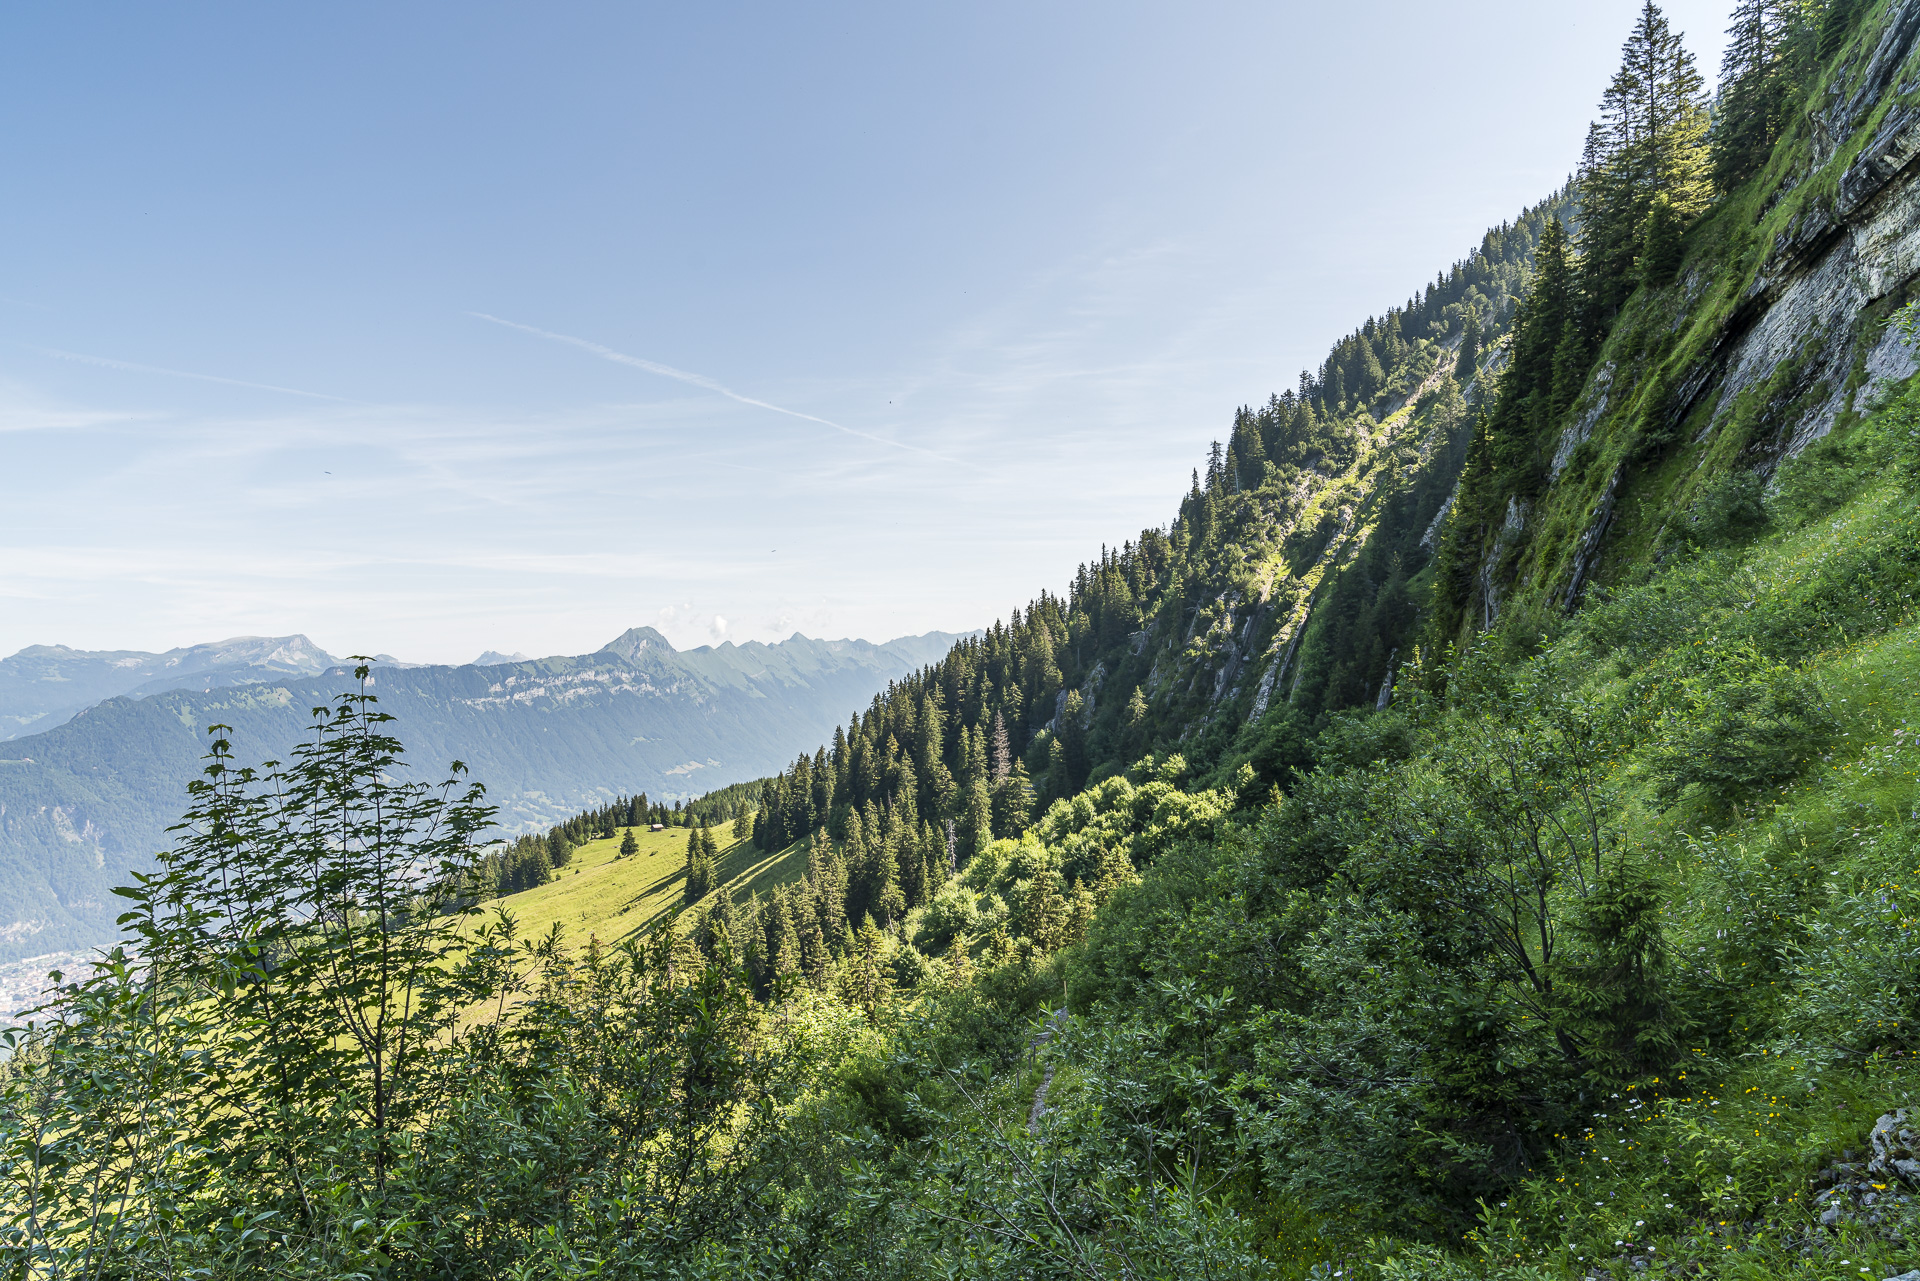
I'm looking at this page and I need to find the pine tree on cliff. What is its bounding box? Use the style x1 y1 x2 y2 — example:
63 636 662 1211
1818 0 1865 62
1425 215 1577 647
1580 2 1710 322
1489 216 1575 498
1713 0 1804 194
1229 407 1268 489
1456 305 1480 382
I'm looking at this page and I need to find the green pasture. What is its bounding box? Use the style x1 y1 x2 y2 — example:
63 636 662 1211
484 822 807 948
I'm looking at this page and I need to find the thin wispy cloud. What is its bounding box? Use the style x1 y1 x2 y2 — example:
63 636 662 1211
470 312 956 463
31 346 360 403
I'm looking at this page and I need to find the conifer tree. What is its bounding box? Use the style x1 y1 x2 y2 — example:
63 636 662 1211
792 885 830 987
1455 305 1481 382
1637 191 1686 287
1579 2 1710 321
1819 0 1864 60
897 826 926 910
619 828 638 858
946 937 974 988
874 809 907 926
988 709 1012 784
766 890 802 985
843 811 873 924
693 896 723 959
738 891 767 989
1057 690 1089 792
892 755 919 826
1489 217 1575 497
684 829 714 906
843 918 891 1023
811 745 833 821
1713 0 1803 193
807 827 848 944
992 761 1036 839
961 777 993 864
1229 408 1268 488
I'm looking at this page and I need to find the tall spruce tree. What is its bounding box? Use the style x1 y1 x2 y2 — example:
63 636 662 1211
1456 304 1481 382
1488 217 1576 498
684 828 714 906
1713 0 1804 193
1818 0 1864 61
1580 2 1710 321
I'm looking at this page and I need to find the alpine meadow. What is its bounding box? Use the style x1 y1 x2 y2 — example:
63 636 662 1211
15 2 1920 1278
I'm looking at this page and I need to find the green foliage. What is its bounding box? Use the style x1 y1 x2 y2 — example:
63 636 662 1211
20 8 1920 1276
1681 468 1769 546
1713 0 1813 195
0 677 791 1278
1638 191 1686 286
1771 417 1884 527
1650 647 1836 809
1818 0 1867 61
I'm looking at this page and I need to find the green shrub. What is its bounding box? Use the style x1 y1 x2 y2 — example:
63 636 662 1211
1682 469 1768 546
1651 649 1836 808
1769 423 1875 527
915 879 981 952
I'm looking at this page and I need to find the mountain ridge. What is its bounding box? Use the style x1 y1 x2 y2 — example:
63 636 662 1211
0 627 970 960
0 634 338 740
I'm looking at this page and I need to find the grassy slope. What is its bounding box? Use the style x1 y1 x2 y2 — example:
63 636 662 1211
485 825 808 948
1379 449 1920 1274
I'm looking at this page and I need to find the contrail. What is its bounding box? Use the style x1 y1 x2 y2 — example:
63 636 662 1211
31 347 358 403
471 312 947 460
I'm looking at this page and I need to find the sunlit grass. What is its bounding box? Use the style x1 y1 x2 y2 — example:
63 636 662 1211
482 824 808 948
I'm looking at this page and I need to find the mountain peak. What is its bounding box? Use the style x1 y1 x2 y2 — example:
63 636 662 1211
472 650 532 666
599 627 676 661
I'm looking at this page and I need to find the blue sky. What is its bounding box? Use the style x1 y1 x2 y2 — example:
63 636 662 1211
0 0 1735 663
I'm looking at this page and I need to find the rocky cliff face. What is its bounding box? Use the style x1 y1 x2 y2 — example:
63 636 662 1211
1486 0 1920 624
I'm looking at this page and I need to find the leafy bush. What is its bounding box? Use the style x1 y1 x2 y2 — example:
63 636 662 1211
1579 556 1750 668
1768 421 1876 527
915 879 982 952
1651 648 1835 808
1682 469 1768 545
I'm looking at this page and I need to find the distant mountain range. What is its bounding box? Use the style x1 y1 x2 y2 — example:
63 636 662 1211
0 635 339 740
0 627 963 961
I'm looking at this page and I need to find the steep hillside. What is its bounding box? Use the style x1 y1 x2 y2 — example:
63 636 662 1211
0 627 959 960
451 2 1920 1274
728 0 1920 902
728 194 1569 867
1433 0 1920 649
21 4 1920 1279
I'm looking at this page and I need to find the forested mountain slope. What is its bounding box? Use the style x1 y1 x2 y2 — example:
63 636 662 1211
16 3 1920 1279
735 194 1568 859
0 627 959 960
1430 0 1920 651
